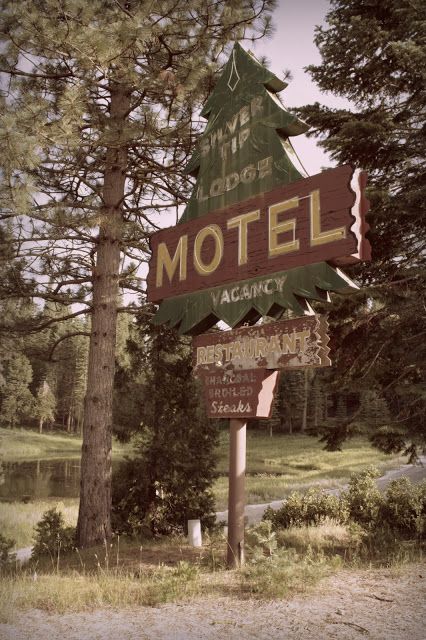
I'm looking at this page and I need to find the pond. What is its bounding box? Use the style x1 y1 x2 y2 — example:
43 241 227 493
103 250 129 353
0 458 123 501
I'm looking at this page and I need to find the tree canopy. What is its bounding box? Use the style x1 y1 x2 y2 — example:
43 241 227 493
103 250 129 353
0 0 277 546
297 0 426 457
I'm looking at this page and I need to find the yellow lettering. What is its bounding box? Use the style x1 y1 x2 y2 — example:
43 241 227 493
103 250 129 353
206 345 215 364
296 329 310 351
232 341 244 359
214 344 224 363
156 235 187 287
269 199 300 257
196 347 207 366
223 343 233 361
227 210 260 265
310 189 346 246
282 332 296 354
255 337 269 358
193 225 224 276
268 335 282 354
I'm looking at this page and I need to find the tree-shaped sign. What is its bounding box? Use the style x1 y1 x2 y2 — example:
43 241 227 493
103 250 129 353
146 43 370 569
147 44 370 334
181 43 309 222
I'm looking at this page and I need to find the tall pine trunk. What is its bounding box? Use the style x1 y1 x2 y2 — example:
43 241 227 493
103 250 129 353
77 85 130 547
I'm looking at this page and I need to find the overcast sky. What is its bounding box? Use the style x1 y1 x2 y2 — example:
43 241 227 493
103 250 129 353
253 0 349 176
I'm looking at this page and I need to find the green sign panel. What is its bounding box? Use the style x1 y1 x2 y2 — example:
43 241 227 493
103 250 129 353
153 263 355 335
180 42 308 223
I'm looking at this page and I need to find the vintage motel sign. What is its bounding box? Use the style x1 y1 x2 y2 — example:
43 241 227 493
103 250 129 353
147 43 370 336
146 43 370 568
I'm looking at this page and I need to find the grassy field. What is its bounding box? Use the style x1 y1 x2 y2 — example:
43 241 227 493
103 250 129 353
0 429 405 546
0 427 131 461
213 432 405 510
1 523 423 621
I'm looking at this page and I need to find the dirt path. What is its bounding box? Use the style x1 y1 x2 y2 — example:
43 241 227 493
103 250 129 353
2 563 425 640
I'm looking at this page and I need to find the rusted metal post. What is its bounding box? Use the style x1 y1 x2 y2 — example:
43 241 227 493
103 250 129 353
227 418 247 568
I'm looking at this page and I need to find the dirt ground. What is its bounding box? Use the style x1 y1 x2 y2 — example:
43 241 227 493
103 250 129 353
1 562 425 640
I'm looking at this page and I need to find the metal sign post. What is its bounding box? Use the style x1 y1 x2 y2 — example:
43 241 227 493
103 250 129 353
227 418 247 567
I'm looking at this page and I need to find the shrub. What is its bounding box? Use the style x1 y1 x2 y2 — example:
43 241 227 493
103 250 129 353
342 467 383 530
240 547 341 599
380 477 425 538
263 488 348 530
32 508 76 560
245 521 277 560
0 533 15 566
112 457 216 537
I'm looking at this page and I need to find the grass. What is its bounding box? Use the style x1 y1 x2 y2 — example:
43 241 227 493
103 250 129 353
0 499 79 549
213 433 405 510
0 427 131 461
0 431 406 546
1 525 423 622
0 532 340 621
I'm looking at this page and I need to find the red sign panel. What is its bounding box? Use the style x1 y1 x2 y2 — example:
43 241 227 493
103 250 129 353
193 315 330 374
147 165 370 304
198 368 279 419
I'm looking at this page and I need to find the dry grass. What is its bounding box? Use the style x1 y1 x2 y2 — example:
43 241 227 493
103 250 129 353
0 533 341 621
276 519 360 552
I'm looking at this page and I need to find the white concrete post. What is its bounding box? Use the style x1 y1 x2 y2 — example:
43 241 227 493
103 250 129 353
187 519 202 547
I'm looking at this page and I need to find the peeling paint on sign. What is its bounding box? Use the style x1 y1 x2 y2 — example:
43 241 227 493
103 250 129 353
193 315 330 374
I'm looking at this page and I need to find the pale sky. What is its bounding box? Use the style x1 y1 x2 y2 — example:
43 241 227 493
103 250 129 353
254 0 350 176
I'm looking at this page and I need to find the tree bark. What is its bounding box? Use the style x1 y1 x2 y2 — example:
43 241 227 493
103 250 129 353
77 85 130 547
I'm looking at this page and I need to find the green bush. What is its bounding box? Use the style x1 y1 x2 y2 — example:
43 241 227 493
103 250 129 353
380 477 425 538
263 468 425 544
342 467 383 530
0 532 15 566
112 457 216 537
245 521 278 560
32 508 76 560
263 488 348 530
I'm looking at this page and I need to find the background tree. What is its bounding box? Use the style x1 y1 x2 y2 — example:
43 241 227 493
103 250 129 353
34 380 56 433
0 0 275 546
0 352 35 428
297 0 426 458
112 307 218 536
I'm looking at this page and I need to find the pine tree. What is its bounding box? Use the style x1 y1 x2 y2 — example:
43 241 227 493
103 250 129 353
0 352 35 428
112 307 218 535
0 1 275 545
298 0 426 456
34 380 56 433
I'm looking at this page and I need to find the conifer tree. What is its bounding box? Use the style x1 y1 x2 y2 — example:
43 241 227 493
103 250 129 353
34 380 56 433
0 352 35 428
298 0 426 456
112 307 218 535
0 0 275 546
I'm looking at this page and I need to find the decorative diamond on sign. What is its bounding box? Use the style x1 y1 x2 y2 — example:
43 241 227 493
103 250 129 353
227 49 240 91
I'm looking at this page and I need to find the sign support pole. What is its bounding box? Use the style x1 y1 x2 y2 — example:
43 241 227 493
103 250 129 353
227 418 247 568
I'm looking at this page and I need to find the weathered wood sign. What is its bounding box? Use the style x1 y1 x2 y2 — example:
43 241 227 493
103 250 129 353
193 316 329 419
147 165 369 305
193 315 330 374
197 368 279 419
146 42 371 568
